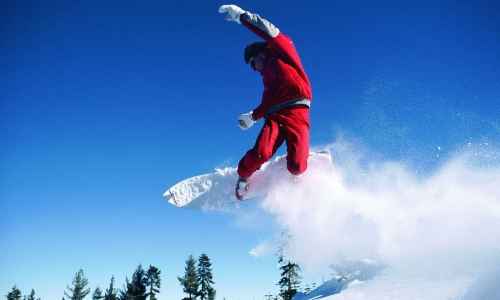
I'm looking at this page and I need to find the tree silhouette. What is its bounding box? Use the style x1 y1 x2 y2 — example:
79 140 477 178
65 269 91 300
6 286 22 300
103 277 117 300
178 255 199 300
145 266 161 300
277 256 301 300
197 254 215 300
92 288 103 300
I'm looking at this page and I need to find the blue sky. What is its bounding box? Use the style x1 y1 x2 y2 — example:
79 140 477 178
1 1 499 299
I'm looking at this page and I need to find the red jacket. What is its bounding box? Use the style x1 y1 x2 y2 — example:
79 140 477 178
240 12 312 120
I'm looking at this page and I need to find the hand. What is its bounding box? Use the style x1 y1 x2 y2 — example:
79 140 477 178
238 111 255 130
218 4 246 24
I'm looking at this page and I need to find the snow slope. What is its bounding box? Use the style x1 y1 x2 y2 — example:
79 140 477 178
293 259 383 300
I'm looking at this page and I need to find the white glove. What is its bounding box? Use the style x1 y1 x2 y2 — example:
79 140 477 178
218 4 246 24
238 111 255 130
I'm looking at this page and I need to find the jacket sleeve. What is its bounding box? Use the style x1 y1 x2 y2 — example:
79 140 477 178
240 11 281 41
240 12 307 78
252 89 272 120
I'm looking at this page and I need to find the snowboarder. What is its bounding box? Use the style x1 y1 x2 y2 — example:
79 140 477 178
219 4 313 200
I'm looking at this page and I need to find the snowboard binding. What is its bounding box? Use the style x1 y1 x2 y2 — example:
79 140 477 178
235 177 249 200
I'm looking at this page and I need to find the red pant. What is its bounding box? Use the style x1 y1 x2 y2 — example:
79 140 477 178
238 107 310 179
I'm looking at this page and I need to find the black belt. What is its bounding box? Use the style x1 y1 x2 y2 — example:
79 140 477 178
265 98 311 117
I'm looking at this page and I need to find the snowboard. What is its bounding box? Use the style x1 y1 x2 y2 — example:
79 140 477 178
163 151 332 209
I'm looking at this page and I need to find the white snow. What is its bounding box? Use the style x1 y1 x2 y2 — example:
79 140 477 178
249 240 274 257
274 140 500 300
164 151 332 209
164 167 238 209
166 140 500 299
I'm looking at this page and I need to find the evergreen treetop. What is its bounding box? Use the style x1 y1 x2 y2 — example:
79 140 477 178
277 256 301 300
65 269 91 300
124 265 147 300
178 255 199 300
103 277 117 300
92 288 103 300
145 265 161 300
25 289 37 300
6 286 22 300
197 254 215 300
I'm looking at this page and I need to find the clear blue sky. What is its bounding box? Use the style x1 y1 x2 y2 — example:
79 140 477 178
1 1 499 299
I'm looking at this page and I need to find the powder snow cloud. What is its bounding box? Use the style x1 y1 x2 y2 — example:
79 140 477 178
254 139 500 299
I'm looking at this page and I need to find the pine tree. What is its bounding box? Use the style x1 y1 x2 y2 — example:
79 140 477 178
125 265 147 300
178 255 199 300
116 287 127 300
6 286 22 300
197 254 215 300
145 265 161 300
207 288 215 300
277 256 301 300
23 289 36 300
92 288 103 300
65 269 91 300
24 289 37 300
104 277 117 300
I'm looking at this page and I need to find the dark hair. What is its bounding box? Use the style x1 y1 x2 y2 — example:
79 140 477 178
244 42 267 64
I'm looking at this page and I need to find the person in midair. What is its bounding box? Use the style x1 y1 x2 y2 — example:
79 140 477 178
219 4 313 200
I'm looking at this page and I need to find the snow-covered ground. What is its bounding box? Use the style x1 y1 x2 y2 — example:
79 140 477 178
293 259 383 300
296 266 500 300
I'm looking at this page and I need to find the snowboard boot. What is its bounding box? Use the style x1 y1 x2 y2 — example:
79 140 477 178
235 177 249 200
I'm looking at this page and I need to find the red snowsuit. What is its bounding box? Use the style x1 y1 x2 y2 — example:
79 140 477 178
237 12 312 179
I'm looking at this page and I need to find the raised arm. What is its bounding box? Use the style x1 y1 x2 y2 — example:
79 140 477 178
218 5 307 75
219 5 311 122
239 12 280 41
